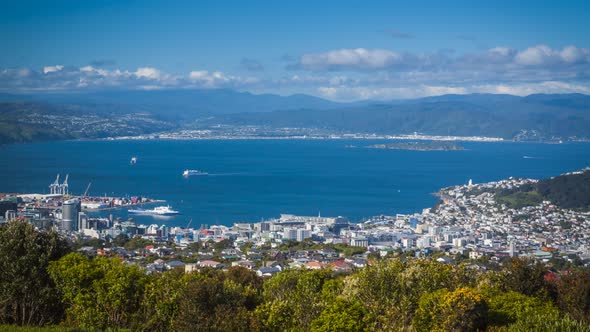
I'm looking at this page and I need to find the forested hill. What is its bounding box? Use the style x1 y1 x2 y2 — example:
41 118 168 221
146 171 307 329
1 91 590 144
209 93 590 140
496 169 590 210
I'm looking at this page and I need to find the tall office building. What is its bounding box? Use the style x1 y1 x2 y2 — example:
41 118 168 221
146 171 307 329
62 198 81 231
78 212 89 230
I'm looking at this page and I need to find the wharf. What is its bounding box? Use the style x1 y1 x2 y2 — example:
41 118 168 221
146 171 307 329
81 199 167 211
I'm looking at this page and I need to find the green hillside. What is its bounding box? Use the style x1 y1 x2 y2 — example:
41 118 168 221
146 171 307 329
496 169 590 210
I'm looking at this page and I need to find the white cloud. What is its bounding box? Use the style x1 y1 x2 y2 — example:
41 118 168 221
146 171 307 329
510 45 590 67
189 70 232 88
188 69 259 88
134 67 161 79
514 45 555 66
560 45 588 63
299 48 402 70
80 66 109 76
473 81 590 96
317 81 590 101
488 47 513 57
43 65 64 74
317 85 468 101
296 45 590 76
2 47 590 101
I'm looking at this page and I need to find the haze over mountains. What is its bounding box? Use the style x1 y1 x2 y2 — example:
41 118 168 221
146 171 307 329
1 90 590 144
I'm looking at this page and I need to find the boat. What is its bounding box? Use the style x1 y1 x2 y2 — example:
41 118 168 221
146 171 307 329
128 205 180 216
130 157 137 165
183 169 208 177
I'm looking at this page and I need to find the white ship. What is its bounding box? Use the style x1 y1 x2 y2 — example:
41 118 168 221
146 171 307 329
183 169 208 177
130 157 137 165
128 205 179 216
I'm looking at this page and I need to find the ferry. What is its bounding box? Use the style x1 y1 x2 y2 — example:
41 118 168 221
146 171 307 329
183 169 208 177
128 205 179 216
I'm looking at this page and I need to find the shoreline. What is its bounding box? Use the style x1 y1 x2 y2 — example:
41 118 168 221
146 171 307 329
105 133 506 143
6 135 590 147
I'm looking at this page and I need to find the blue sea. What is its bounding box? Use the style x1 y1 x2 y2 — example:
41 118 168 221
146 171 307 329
1 139 589 227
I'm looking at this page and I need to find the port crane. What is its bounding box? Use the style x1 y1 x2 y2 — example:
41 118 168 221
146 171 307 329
48 174 71 195
60 174 69 195
49 174 60 194
83 182 92 197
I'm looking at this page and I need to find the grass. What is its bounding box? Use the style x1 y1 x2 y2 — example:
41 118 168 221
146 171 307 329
496 190 544 209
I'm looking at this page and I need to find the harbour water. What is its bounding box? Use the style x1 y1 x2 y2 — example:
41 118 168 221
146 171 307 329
1 139 589 227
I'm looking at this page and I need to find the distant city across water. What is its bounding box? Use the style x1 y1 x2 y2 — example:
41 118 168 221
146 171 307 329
1 139 589 227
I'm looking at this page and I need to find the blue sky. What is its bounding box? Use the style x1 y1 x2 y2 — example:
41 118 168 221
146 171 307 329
1 0 590 100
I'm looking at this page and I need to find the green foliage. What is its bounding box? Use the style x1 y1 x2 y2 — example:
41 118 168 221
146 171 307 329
4 225 590 331
48 253 148 330
413 288 487 332
333 244 366 257
496 190 543 209
213 238 233 251
413 289 447 332
310 298 366 332
439 287 488 332
498 257 553 298
343 259 474 330
487 291 559 326
277 238 322 251
137 270 185 332
556 269 590 322
174 267 263 332
495 169 590 210
71 238 105 250
0 325 94 332
256 269 331 332
0 220 70 326
124 237 154 251
504 313 590 332
111 234 129 248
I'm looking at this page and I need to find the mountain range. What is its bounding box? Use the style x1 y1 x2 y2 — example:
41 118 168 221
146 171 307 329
1 89 589 144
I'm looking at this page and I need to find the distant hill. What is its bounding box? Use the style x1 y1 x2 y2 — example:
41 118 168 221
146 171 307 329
0 101 175 145
0 89 344 120
206 93 590 139
1 91 590 144
496 169 590 211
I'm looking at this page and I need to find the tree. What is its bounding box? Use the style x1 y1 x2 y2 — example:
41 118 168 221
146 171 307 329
137 270 186 332
500 257 552 299
48 253 148 330
413 287 488 332
213 238 233 251
174 269 262 332
311 298 366 332
125 236 154 251
556 269 590 322
256 269 331 332
505 312 590 332
438 288 488 331
0 220 70 326
487 291 559 327
112 233 129 247
413 289 447 332
343 259 474 330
